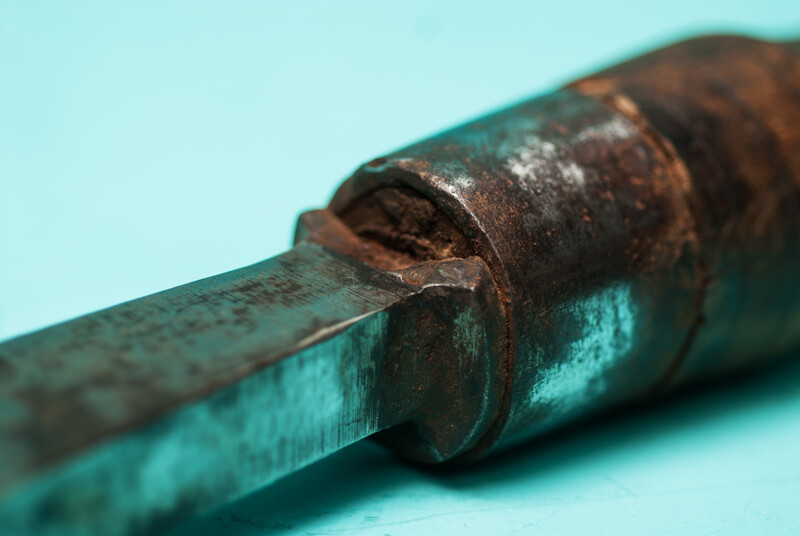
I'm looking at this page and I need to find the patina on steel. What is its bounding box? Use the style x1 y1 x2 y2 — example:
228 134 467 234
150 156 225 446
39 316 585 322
1 34 800 535
0 227 505 535
332 34 800 452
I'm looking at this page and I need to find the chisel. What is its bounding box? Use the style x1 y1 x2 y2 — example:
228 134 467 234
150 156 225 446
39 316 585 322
2 34 800 535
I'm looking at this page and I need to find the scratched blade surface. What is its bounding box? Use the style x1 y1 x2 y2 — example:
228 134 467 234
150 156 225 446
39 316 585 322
0 242 420 536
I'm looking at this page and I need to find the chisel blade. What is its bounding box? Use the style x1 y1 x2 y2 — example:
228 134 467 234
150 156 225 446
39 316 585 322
0 213 505 536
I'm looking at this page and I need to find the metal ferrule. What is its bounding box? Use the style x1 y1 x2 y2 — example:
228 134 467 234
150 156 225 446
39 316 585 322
328 35 800 458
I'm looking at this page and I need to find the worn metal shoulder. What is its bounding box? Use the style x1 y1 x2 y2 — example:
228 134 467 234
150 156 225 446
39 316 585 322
331 87 697 454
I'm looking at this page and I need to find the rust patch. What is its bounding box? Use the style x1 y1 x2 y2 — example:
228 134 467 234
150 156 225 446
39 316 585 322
338 187 473 263
571 80 708 394
573 86 700 264
573 35 800 247
296 208 418 271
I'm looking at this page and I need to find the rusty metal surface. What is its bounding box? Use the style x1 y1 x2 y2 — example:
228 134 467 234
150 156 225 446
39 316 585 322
330 36 800 455
331 90 697 454
0 233 505 535
573 35 800 382
296 209 506 462
2 33 800 536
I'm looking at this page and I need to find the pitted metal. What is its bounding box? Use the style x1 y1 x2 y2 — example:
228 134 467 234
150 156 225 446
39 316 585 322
331 89 698 453
331 36 800 454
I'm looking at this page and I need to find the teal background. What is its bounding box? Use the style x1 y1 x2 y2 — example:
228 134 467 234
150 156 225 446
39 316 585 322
2 1 800 534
